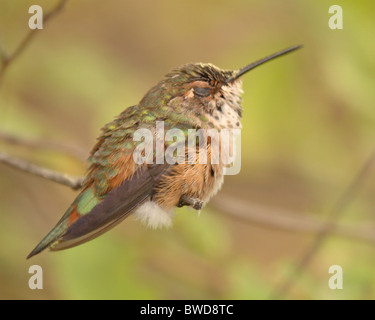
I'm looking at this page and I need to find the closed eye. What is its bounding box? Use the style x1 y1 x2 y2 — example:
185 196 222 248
193 87 211 97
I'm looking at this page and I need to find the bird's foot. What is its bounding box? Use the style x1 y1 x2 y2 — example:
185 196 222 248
177 195 203 210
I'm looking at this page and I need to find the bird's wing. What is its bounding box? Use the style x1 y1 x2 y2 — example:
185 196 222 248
27 106 170 258
27 161 169 258
27 104 202 258
52 164 168 251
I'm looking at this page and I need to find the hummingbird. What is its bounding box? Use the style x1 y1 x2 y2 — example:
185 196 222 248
27 45 301 259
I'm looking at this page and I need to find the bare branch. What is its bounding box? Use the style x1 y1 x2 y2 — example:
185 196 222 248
1 144 374 245
0 151 83 190
210 196 375 244
0 130 87 162
271 149 375 299
1 142 374 246
0 0 68 82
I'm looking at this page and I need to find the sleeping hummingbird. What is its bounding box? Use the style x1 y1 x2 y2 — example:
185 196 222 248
27 45 301 258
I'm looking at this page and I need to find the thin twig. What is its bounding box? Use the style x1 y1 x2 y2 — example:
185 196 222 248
210 196 375 244
0 130 87 162
271 149 375 299
1 141 374 246
0 0 68 82
0 151 83 190
1 146 374 244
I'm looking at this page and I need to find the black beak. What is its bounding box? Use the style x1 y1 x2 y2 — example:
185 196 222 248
225 45 302 83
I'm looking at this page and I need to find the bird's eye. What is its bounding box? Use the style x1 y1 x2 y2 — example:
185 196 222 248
193 87 211 97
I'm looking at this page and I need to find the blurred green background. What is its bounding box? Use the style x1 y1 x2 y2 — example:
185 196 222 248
0 0 374 299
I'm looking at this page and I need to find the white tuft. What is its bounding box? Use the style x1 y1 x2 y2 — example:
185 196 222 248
133 201 174 229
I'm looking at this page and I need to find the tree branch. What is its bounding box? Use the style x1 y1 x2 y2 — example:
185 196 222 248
0 130 87 162
0 0 68 82
1 145 374 245
210 195 375 244
0 151 83 190
271 149 375 299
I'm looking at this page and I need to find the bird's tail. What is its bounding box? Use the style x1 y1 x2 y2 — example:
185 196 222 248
26 205 74 259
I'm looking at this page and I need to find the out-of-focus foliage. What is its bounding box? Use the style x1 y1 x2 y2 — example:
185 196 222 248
0 0 374 299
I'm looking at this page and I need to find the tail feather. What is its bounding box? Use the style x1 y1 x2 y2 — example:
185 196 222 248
26 207 73 259
27 223 67 259
27 164 169 259
27 187 102 259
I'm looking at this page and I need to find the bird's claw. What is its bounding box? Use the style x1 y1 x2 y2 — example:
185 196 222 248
177 195 203 210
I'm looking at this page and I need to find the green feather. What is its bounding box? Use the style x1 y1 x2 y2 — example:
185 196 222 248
75 188 100 215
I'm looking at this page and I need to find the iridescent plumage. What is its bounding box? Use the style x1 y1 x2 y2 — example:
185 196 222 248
28 46 301 258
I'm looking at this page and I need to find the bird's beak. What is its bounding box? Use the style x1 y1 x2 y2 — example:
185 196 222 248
225 45 302 84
